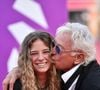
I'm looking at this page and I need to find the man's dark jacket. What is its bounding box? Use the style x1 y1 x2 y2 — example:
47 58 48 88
61 60 100 90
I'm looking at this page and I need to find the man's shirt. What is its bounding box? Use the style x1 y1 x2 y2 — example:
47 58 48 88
61 64 81 90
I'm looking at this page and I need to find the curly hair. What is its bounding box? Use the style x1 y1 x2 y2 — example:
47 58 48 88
18 31 60 90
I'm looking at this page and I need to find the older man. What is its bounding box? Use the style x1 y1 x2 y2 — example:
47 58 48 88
3 22 100 90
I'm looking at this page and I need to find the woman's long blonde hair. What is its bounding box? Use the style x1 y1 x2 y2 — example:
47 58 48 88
18 31 60 90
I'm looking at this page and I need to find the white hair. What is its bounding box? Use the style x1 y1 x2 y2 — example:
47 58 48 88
56 22 96 65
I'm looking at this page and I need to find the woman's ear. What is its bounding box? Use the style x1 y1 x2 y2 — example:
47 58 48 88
74 53 84 65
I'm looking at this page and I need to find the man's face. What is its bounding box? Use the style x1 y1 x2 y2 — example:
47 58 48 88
52 33 76 72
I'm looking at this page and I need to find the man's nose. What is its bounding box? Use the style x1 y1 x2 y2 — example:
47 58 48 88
51 51 56 59
51 50 60 61
52 48 56 54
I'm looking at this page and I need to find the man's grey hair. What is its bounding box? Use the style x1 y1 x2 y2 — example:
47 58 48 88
56 22 96 65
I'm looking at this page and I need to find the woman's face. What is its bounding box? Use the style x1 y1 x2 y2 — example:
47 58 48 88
30 39 51 74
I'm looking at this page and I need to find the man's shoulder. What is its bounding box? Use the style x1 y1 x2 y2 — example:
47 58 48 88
87 60 100 76
83 60 100 75
75 60 100 90
86 60 100 70
83 60 100 85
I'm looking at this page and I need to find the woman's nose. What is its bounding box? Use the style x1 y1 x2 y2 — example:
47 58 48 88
38 53 44 60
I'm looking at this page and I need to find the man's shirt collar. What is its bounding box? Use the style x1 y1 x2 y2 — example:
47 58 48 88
61 64 81 83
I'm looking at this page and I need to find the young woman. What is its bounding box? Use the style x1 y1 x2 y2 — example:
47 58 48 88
11 31 60 90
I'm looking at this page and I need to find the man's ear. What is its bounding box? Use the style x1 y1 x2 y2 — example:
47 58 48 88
74 54 84 65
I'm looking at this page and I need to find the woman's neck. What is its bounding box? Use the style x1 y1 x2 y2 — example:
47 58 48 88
37 73 47 88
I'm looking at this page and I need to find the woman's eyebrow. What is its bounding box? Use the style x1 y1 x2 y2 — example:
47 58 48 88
30 48 50 52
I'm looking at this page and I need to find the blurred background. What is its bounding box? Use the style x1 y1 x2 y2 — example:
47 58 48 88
67 0 100 63
0 0 100 89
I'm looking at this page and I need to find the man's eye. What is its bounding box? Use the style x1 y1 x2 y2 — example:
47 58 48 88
55 46 61 54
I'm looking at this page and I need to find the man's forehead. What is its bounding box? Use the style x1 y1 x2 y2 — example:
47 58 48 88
55 33 72 42
55 34 73 49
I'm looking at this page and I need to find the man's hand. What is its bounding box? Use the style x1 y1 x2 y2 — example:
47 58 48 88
2 67 21 90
